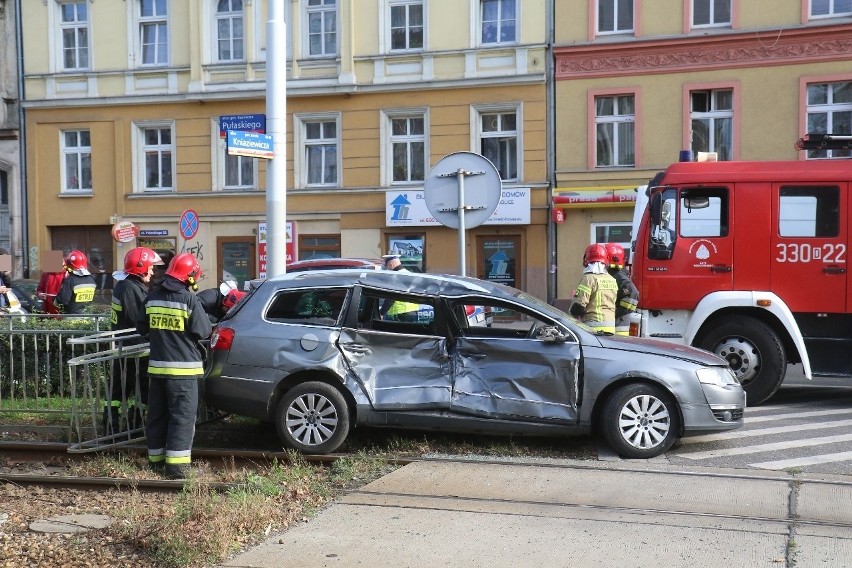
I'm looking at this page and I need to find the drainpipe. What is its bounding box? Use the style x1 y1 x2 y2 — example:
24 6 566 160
14 0 28 278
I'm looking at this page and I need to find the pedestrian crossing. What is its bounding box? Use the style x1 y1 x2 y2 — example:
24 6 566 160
672 402 852 471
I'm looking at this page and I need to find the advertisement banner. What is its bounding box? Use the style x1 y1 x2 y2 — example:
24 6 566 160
386 188 530 226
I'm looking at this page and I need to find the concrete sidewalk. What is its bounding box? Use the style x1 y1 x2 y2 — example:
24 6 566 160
220 459 852 568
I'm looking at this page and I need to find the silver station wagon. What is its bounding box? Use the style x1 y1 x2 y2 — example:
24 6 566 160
204 270 745 459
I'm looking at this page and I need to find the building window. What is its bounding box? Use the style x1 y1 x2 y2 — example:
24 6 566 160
595 95 635 167
386 112 426 184
692 0 731 28
60 2 90 70
481 0 516 45
390 1 424 51
478 109 518 181
690 89 733 161
138 124 174 192
806 81 852 159
591 222 633 263
299 235 341 260
811 0 852 18
306 0 337 56
61 130 92 194
216 0 244 62
597 0 633 35
297 116 339 187
139 0 168 65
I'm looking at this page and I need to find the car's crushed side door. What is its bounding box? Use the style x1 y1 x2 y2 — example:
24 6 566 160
338 288 451 410
448 299 581 422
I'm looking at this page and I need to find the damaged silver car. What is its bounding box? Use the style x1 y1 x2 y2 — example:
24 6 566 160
203 270 745 459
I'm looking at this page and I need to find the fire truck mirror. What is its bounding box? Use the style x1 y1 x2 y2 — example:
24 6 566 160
649 192 662 225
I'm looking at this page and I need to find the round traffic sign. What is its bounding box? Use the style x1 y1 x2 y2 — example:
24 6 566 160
179 209 199 240
423 152 501 229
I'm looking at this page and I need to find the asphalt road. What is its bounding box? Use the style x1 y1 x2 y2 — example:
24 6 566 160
659 364 852 475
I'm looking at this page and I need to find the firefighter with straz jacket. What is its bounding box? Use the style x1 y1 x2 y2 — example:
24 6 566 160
137 253 212 479
56 250 97 314
104 247 164 434
604 242 639 336
569 244 618 334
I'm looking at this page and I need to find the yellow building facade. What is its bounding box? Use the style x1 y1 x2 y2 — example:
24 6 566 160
21 1 549 297
553 1 852 296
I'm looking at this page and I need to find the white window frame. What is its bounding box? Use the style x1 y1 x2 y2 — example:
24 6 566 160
691 0 731 29
59 1 91 71
211 121 258 191
479 0 518 46
590 222 633 263
133 0 169 67
595 94 635 168
805 81 852 159
304 0 338 57
597 0 634 35
133 121 175 193
386 0 425 52
294 113 341 189
810 0 852 19
690 89 734 161
61 129 93 194
473 104 521 183
382 109 428 186
215 0 245 62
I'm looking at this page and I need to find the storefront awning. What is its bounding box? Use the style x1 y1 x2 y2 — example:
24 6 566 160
552 185 637 209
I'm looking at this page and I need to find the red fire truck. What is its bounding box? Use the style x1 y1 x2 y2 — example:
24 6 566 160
630 140 851 404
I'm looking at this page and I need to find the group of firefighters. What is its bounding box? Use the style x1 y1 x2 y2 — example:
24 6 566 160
569 242 639 336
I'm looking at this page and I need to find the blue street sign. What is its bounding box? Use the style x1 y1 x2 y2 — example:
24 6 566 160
180 209 199 240
227 130 274 159
219 114 266 138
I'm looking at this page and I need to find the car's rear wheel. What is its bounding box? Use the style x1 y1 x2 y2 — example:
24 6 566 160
601 383 680 459
275 381 350 454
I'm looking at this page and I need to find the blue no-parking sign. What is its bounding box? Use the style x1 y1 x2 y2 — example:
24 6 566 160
180 209 199 240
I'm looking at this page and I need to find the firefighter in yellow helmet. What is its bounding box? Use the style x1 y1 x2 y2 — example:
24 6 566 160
569 244 618 334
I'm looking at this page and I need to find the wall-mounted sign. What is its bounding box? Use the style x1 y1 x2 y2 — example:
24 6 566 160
139 229 169 237
386 188 530 227
111 221 138 243
552 186 637 209
179 209 199 240
219 114 266 138
258 221 296 279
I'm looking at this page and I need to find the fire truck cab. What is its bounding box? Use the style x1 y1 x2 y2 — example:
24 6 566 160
631 158 851 404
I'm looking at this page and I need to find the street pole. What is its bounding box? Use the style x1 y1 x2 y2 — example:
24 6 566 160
265 1 287 277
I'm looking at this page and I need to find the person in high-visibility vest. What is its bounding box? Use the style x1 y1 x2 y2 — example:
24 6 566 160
604 243 639 336
569 244 617 334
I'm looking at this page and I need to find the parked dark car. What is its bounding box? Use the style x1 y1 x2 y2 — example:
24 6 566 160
204 270 745 459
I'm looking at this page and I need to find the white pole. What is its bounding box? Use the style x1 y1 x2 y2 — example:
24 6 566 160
265 1 287 277
457 169 467 276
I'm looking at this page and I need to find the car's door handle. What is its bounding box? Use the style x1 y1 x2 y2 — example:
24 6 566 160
824 265 846 274
710 264 732 273
458 351 486 360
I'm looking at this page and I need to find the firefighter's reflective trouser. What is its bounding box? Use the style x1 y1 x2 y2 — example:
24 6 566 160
146 376 198 468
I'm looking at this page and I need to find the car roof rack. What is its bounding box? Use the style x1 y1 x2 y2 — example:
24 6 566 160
795 133 852 151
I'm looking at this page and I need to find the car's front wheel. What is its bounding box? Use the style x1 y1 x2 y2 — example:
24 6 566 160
601 383 680 459
275 381 350 454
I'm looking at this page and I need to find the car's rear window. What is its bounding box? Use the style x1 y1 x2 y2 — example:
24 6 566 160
265 288 348 326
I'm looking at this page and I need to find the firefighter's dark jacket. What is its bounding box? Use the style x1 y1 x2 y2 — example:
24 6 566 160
137 276 212 378
111 275 148 344
56 273 97 314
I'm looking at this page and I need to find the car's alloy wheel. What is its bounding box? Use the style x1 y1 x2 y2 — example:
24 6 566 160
601 383 680 459
275 381 350 454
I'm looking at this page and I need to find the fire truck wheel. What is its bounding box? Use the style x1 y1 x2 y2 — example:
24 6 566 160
697 317 786 405
600 383 680 459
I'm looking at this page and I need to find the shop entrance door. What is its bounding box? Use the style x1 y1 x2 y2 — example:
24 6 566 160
217 237 256 291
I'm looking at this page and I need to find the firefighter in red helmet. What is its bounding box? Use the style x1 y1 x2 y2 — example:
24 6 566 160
569 244 618 333
56 250 97 314
103 247 164 435
604 242 639 335
137 253 211 479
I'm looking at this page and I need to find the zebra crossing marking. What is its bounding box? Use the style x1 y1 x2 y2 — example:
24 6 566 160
679 433 852 459
678 418 852 445
750 451 852 470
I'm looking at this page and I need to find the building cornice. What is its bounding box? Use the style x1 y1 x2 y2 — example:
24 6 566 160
555 23 852 79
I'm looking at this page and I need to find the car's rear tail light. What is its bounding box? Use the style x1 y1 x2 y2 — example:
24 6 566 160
211 327 235 351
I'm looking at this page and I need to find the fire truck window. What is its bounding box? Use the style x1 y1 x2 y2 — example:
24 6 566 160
779 186 839 238
681 188 728 238
648 190 677 260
